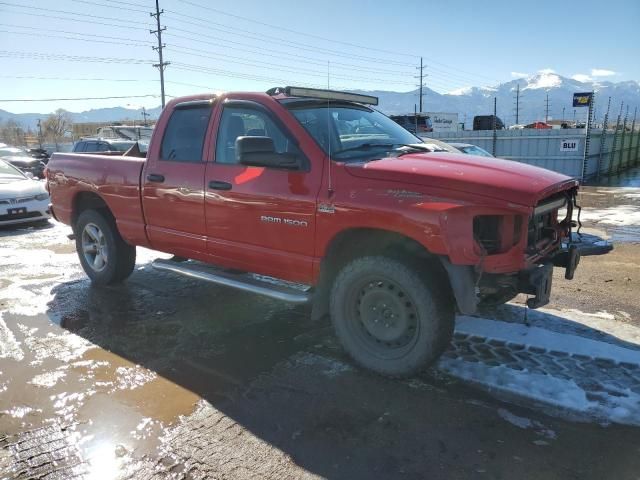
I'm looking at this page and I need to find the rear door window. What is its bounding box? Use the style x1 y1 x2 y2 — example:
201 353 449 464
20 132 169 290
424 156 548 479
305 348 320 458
160 105 212 162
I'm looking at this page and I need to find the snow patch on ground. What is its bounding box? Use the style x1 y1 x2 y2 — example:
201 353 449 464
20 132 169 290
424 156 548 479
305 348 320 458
441 308 640 427
295 352 354 378
0 313 24 361
579 204 640 226
456 316 640 364
497 408 556 438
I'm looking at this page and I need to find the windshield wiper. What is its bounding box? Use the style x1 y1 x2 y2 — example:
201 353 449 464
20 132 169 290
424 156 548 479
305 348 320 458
332 143 397 156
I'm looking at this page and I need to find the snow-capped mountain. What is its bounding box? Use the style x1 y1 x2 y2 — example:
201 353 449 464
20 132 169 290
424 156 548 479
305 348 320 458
1 73 638 129
360 73 640 125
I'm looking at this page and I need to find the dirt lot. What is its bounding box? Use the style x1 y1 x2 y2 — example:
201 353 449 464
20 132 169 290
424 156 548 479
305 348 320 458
1 169 640 479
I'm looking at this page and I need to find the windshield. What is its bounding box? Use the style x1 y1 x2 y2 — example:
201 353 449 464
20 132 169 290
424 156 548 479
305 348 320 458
286 103 422 161
461 145 493 157
0 159 27 180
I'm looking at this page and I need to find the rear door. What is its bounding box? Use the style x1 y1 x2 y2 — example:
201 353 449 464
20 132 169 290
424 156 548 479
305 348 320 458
142 100 213 256
204 100 321 284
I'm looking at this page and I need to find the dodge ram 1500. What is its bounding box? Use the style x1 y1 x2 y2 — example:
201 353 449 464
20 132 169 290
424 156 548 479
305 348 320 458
47 86 582 376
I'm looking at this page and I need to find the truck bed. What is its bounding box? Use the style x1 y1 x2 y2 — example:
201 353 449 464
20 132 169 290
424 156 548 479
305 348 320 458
47 153 148 246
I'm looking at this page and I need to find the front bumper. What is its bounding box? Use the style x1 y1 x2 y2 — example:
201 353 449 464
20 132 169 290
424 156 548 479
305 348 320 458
0 199 51 226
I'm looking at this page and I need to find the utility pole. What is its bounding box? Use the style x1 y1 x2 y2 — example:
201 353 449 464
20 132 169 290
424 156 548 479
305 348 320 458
544 93 551 123
562 107 565 123
415 57 425 113
37 119 43 149
513 83 520 125
151 0 169 109
492 97 498 156
141 107 150 126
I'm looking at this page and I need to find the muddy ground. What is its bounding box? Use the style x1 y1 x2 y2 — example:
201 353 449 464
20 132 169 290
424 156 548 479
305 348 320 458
1 168 640 479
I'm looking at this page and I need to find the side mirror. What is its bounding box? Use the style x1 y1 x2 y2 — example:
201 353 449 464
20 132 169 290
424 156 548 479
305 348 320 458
236 136 299 169
25 172 34 179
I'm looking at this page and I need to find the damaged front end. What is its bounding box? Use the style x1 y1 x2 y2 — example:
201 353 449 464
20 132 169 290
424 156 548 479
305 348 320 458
479 187 581 309
442 186 584 314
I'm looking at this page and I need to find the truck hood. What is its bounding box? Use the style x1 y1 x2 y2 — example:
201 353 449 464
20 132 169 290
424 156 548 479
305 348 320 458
344 152 578 206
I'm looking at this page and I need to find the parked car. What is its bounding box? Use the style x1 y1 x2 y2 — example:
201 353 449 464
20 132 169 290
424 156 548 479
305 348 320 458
47 86 583 377
26 148 51 164
525 122 552 129
473 115 504 130
389 114 433 134
0 146 46 178
72 138 148 155
449 142 494 157
0 159 50 226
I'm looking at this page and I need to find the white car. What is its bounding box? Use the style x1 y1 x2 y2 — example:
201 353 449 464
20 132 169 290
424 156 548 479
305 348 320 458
0 159 51 227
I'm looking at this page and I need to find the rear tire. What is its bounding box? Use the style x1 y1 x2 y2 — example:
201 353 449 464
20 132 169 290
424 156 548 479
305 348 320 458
330 256 454 377
75 209 136 285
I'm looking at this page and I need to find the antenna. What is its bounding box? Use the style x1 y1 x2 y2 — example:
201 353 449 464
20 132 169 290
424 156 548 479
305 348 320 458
327 60 334 197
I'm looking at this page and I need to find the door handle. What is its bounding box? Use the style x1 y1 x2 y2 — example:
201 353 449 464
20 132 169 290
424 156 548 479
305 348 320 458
146 173 165 183
208 180 232 191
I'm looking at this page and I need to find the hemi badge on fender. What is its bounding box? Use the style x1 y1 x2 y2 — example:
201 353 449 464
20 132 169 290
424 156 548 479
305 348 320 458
318 204 335 214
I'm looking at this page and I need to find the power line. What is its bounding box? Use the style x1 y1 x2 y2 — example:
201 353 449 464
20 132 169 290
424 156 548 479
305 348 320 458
164 23 416 68
0 75 156 82
164 47 417 86
69 0 149 14
0 94 160 102
0 50 153 64
2 8 149 30
0 2 149 27
166 32 414 76
174 0 419 59
0 29 153 48
172 0 503 85
0 23 152 44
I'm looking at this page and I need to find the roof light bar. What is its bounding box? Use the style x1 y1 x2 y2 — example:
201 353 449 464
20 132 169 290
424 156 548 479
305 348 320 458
283 86 378 106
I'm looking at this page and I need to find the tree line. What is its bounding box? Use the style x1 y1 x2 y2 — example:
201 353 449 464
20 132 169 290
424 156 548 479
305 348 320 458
0 109 73 149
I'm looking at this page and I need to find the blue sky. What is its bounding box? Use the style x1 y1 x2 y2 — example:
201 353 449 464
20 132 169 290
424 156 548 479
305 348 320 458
0 0 638 114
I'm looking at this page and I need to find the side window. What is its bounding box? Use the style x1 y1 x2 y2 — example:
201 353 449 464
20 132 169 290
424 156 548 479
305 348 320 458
74 142 85 152
97 142 109 152
215 106 299 165
84 142 97 152
160 105 212 162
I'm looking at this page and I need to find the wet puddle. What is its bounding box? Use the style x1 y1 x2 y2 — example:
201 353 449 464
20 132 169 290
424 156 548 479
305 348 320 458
580 166 640 243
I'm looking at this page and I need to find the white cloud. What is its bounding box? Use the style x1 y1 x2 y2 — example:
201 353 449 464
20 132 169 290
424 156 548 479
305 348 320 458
591 68 616 77
538 68 556 75
572 74 592 82
511 71 529 78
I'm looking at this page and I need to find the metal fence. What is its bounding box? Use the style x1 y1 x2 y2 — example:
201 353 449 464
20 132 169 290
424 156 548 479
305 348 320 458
423 128 640 180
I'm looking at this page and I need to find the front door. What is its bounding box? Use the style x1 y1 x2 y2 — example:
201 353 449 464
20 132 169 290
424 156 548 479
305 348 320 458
142 101 213 256
204 100 321 284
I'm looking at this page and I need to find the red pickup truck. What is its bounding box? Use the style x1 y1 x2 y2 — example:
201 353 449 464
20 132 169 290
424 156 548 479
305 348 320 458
47 86 581 376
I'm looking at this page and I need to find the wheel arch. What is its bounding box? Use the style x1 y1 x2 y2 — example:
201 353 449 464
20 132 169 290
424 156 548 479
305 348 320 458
312 227 452 320
71 191 114 230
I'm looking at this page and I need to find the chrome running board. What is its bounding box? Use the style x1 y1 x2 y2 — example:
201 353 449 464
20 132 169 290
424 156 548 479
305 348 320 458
151 259 313 304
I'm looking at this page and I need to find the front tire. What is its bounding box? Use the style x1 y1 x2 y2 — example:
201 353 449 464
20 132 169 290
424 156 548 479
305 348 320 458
75 209 136 285
330 256 454 377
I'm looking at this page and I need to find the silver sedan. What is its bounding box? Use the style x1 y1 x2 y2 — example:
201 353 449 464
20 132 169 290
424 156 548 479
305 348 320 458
0 159 51 227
